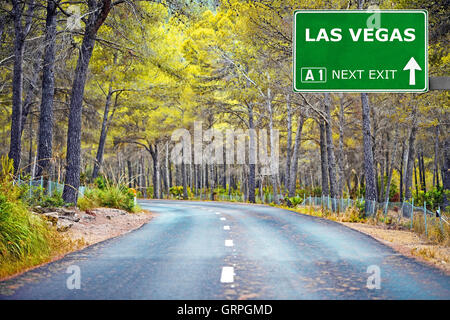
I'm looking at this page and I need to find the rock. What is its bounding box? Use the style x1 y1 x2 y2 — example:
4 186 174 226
85 210 97 216
56 207 77 216
82 214 95 221
59 213 80 223
33 206 44 213
51 207 80 222
42 212 59 226
106 215 112 220
33 206 56 214
57 219 73 232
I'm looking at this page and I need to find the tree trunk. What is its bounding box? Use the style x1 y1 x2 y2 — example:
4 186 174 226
384 129 399 203
433 125 440 187
9 0 35 173
150 144 160 199
404 107 418 200
248 104 256 203
420 151 426 192
127 159 132 188
442 139 450 210
360 93 377 213
414 160 419 198
36 0 57 180
337 96 346 197
27 113 33 174
267 85 279 204
319 119 329 196
285 94 292 192
209 163 215 200
324 93 337 199
399 141 405 201
92 86 113 179
379 158 385 201
182 159 188 199
63 0 112 204
288 114 305 197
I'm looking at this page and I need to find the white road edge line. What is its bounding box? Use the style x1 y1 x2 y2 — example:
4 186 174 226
224 226 230 230
225 239 234 247
216 212 221 215
220 267 234 283
220 217 226 221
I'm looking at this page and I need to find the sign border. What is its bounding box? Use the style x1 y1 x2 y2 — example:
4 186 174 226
292 9 428 93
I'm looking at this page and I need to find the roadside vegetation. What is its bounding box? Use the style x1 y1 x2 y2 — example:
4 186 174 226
77 177 140 213
0 157 79 279
0 157 143 279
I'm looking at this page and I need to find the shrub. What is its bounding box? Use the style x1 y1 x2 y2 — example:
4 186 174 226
285 196 303 207
169 186 184 199
20 185 65 208
342 207 365 223
77 184 138 213
94 175 107 190
413 187 444 210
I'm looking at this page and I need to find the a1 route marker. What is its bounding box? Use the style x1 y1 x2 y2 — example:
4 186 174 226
293 10 428 92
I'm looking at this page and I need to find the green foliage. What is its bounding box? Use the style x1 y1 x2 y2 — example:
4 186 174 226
147 186 154 198
0 192 49 260
413 186 444 210
284 195 303 208
95 175 107 190
19 184 65 208
310 187 322 197
0 156 73 278
169 186 184 199
355 199 365 215
214 186 227 195
78 184 139 213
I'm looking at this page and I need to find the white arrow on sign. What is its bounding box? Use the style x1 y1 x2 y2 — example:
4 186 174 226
403 57 422 86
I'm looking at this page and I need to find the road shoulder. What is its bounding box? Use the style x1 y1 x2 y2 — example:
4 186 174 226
340 222 450 275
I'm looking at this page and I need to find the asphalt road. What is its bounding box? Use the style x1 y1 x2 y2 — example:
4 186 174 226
1 200 449 299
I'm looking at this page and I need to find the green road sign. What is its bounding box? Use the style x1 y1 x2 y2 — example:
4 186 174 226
293 10 428 92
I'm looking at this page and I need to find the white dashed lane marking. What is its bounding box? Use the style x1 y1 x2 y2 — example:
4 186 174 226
220 267 234 283
220 217 226 221
225 240 234 247
224 226 230 230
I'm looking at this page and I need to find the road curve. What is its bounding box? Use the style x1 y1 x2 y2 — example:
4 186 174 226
1 200 449 299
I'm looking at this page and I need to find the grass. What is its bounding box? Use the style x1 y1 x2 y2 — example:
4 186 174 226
0 156 80 279
77 184 140 213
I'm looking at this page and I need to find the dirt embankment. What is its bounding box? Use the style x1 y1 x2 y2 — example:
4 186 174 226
66 207 154 246
341 222 450 274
